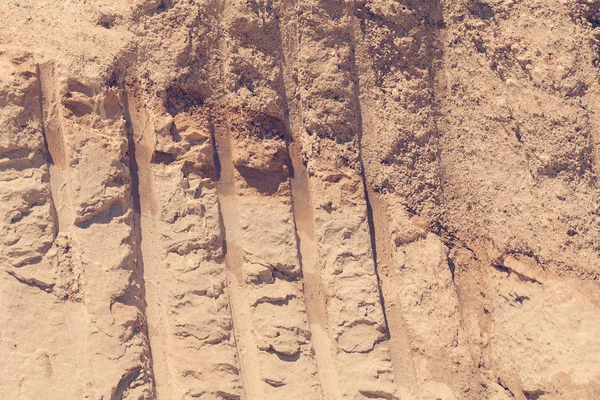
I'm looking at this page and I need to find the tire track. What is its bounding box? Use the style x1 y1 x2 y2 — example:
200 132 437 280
212 1 323 397
279 1 399 398
122 93 158 400
0 56 82 399
36 62 74 234
213 120 260 398
129 98 243 399
288 140 341 400
278 2 343 397
37 65 156 398
126 2 250 398
352 2 481 397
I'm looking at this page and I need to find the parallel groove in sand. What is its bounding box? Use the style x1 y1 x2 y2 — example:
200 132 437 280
213 121 260 399
278 4 342 395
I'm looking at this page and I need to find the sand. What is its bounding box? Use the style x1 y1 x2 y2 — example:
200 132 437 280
1 0 600 399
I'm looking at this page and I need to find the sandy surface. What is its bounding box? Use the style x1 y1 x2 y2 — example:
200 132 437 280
1 0 600 399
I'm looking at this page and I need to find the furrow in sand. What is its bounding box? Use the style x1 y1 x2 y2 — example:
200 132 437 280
349 35 392 344
288 141 341 400
0 54 83 400
365 186 419 392
278 0 399 398
210 117 248 400
37 65 156 398
212 1 324 398
213 103 323 400
36 62 74 233
35 64 60 240
352 2 480 397
122 93 157 398
278 3 342 397
213 122 259 398
345 14 413 391
127 95 243 399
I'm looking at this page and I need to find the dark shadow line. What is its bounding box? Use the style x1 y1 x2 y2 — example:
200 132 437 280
122 91 158 398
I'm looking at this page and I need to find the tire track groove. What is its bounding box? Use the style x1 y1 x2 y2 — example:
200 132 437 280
279 2 342 397
212 1 324 397
281 0 399 397
123 92 158 399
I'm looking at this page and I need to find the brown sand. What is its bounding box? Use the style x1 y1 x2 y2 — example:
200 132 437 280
1 0 600 399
